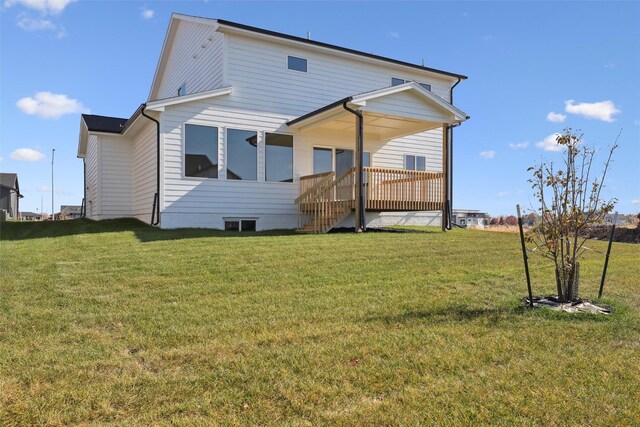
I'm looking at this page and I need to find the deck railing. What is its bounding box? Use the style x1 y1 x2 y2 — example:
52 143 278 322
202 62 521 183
363 167 444 211
296 166 445 232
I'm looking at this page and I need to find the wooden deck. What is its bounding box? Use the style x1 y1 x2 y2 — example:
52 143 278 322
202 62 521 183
296 167 445 233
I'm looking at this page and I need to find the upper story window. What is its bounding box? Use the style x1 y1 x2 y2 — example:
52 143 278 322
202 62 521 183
177 83 186 97
405 155 426 171
265 133 294 183
227 129 258 181
391 77 431 91
287 56 308 72
185 124 218 178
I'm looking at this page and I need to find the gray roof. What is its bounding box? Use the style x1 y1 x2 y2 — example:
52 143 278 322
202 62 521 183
81 114 128 133
0 173 18 190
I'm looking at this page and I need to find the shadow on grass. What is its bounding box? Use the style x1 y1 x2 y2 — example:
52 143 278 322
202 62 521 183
0 218 296 243
367 303 617 325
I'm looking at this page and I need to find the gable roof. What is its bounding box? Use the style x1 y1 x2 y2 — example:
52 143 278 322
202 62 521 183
148 13 467 101
0 173 19 191
81 114 128 134
287 82 469 128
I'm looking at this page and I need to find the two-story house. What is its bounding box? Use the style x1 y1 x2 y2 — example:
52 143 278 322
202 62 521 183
77 14 469 232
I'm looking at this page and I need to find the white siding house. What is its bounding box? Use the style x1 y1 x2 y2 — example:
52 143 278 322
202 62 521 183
78 14 469 232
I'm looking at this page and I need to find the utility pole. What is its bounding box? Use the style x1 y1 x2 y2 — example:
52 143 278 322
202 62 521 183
51 148 55 221
41 197 43 220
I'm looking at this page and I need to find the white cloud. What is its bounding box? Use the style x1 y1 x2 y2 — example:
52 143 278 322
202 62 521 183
4 0 76 14
141 6 154 19
604 63 615 69
0 156 4 162
482 35 494 41
632 199 640 206
634 119 640 126
509 141 529 149
546 112 566 123
16 91 89 119
480 150 496 159
564 99 621 122
17 16 55 31
388 31 399 39
16 15 66 37
497 191 510 197
10 148 45 161
535 133 563 152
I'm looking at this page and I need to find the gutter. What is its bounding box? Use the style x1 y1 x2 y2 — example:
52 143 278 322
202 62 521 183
446 77 466 230
140 104 161 226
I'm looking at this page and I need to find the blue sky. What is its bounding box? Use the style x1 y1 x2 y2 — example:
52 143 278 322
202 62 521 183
1 1 639 216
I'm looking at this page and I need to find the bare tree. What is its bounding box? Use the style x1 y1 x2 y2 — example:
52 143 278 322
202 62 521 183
526 129 619 302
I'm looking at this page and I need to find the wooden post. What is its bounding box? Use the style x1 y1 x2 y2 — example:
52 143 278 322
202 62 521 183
441 123 448 232
517 204 534 308
598 212 617 299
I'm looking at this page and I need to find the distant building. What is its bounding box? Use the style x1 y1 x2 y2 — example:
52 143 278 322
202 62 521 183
0 173 22 220
21 211 45 221
603 213 626 226
59 205 83 219
452 209 489 228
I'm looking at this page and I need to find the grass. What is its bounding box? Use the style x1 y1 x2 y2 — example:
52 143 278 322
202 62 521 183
1 219 639 425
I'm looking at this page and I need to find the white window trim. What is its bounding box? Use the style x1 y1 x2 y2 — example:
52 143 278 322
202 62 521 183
286 55 308 73
264 132 296 184
225 127 259 182
182 122 221 181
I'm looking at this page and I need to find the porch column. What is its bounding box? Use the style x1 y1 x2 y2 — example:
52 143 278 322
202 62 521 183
343 102 366 232
354 110 365 232
442 123 449 232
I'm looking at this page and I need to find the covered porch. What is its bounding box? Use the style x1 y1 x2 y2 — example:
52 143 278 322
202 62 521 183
287 82 469 233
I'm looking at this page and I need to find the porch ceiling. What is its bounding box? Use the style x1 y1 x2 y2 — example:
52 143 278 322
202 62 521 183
303 109 445 140
286 82 469 140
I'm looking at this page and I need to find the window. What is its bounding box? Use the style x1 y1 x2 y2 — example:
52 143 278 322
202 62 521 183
391 77 432 91
287 56 307 72
225 220 239 231
185 124 218 178
363 152 371 167
178 83 186 96
313 147 332 174
224 219 256 232
227 129 257 180
335 149 353 177
265 133 293 182
405 155 426 171
241 220 256 231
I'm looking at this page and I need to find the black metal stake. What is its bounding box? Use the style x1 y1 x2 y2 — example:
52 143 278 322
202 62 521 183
516 205 534 308
598 212 617 300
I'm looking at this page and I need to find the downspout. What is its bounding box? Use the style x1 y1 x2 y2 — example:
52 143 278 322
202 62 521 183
141 104 161 226
81 158 86 218
447 77 462 230
342 101 366 232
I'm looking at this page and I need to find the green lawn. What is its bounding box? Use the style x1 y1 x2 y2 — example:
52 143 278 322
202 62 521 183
1 219 639 426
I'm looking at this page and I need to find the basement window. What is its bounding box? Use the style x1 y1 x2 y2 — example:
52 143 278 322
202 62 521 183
287 56 307 72
224 219 257 232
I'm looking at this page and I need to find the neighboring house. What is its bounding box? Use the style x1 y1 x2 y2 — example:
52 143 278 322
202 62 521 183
0 173 22 220
59 205 83 219
77 14 469 232
21 211 43 221
603 213 626 227
452 209 488 228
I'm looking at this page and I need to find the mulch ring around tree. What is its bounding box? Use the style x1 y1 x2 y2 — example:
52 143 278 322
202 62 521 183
522 296 613 315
